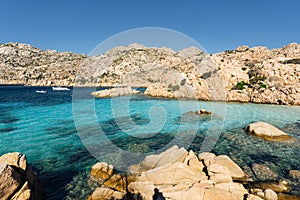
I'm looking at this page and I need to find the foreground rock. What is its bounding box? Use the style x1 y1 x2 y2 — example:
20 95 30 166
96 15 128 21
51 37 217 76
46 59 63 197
0 152 44 200
246 122 293 141
91 86 139 98
87 145 294 200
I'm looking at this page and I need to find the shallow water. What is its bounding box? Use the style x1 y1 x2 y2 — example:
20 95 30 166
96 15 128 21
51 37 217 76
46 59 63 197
0 86 299 199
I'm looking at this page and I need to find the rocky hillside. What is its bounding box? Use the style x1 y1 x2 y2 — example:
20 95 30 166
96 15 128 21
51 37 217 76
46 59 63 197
1 42 299 105
0 42 85 86
78 43 300 105
212 44 300 105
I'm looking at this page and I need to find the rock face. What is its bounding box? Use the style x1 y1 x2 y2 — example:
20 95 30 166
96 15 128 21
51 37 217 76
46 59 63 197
0 42 85 86
87 145 290 200
1 42 299 105
213 43 300 105
91 86 139 98
0 152 44 200
246 122 293 141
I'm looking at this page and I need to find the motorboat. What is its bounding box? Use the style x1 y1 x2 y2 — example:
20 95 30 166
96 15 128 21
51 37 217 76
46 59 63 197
52 87 70 91
36 90 47 94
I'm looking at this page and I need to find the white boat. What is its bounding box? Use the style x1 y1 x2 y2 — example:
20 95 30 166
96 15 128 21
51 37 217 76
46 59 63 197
36 90 47 94
52 87 70 91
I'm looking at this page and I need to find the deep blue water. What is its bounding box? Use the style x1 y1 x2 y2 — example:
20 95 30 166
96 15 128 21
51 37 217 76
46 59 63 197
0 86 299 199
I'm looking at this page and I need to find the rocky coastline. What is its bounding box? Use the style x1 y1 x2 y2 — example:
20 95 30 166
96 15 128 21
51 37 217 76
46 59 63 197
1 42 299 105
1 122 299 200
87 145 299 200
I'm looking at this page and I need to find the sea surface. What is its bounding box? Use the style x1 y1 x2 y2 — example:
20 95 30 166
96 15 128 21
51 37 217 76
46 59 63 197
0 86 299 199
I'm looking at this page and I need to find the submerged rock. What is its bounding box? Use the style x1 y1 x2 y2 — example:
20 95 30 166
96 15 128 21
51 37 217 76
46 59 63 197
290 170 300 180
246 122 293 141
187 109 212 115
277 193 300 200
0 152 44 200
252 163 278 181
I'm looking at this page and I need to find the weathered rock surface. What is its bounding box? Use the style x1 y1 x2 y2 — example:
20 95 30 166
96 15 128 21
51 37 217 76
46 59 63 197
87 187 125 200
211 155 247 182
264 189 278 200
87 145 300 199
91 86 139 98
0 152 44 200
86 145 298 200
140 145 188 171
90 162 114 180
246 122 293 141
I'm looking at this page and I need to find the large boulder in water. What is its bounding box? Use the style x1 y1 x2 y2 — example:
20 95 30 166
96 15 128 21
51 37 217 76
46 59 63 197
0 152 44 200
246 122 293 141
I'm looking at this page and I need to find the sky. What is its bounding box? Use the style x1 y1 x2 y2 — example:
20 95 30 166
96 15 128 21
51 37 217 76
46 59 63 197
0 0 299 54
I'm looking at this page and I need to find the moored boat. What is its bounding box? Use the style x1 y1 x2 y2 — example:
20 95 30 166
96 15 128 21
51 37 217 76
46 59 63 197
36 90 47 94
52 87 70 91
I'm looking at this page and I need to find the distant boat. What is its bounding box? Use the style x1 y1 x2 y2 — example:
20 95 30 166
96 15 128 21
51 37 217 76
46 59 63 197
52 87 70 91
36 90 47 94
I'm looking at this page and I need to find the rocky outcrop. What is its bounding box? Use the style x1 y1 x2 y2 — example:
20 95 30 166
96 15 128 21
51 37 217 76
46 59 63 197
246 122 293 141
87 145 291 200
0 152 44 200
1 42 299 105
91 87 139 98
0 42 85 86
213 43 300 105
187 109 212 115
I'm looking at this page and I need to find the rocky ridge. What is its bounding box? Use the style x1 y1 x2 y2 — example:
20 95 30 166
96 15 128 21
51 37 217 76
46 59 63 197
0 42 85 86
1 42 299 105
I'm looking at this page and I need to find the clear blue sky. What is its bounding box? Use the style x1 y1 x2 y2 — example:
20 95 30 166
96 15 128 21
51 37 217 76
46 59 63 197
1 0 299 54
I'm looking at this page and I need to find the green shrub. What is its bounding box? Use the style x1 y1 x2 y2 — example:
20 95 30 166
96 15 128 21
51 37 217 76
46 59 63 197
280 58 300 64
201 71 212 79
180 79 186 86
167 84 180 92
225 50 234 54
235 81 247 90
259 83 267 89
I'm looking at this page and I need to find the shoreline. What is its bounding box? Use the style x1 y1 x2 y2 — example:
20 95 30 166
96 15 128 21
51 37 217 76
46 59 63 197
1 84 299 106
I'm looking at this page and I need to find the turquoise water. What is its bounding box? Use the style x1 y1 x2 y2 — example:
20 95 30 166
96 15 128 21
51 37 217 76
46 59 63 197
0 86 299 199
